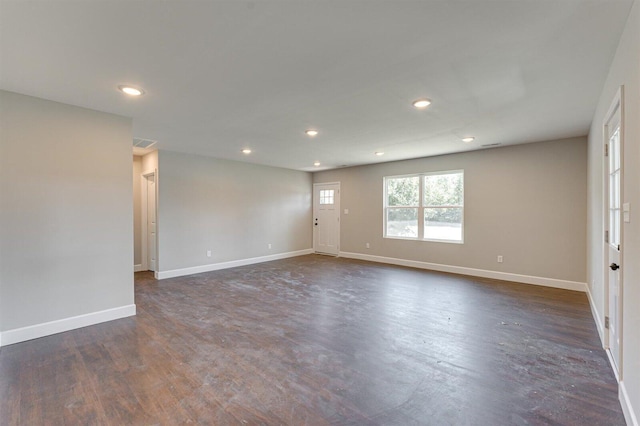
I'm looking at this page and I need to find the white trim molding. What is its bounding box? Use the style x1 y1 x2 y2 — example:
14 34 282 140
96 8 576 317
339 252 587 292
134 264 144 272
620 380 639 426
156 249 314 280
586 284 605 343
0 304 136 347
593 279 621 382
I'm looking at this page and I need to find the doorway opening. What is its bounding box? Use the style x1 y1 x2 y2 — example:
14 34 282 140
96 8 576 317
141 171 158 272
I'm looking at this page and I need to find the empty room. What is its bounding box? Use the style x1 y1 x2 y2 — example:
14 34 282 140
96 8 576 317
0 1 638 425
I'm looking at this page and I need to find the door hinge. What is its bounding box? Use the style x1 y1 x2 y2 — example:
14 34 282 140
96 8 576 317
605 316 610 329
605 230 609 243
605 144 609 157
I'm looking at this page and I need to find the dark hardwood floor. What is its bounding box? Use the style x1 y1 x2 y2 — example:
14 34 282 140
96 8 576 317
0 255 625 425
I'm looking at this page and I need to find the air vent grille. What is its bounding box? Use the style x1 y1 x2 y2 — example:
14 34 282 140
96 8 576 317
133 138 157 149
481 143 502 148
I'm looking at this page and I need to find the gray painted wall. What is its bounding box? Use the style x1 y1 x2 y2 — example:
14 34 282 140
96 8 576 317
0 90 134 331
314 137 587 283
587 0 639 420
157 150 312 272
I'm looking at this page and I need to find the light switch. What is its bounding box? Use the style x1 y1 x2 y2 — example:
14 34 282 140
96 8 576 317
344 209 349 214
623 203 630 223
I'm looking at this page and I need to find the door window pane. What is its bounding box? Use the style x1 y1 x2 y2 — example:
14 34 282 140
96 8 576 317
611 129 620 171
610 211 619 247
319 189 334 205
608 125 621 249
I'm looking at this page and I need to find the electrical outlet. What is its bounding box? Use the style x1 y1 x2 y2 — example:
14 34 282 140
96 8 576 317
268 244 272 249
497 255 503 263
366 243 370 249
207 250 212 257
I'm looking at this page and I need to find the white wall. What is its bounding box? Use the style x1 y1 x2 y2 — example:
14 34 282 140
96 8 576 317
156 150 312 277
587 1 639 423
133 155 142 267
0 91 135 345
314 137 587 287
142 150 158 175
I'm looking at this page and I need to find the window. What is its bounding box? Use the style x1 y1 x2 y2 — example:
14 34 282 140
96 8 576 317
384 170 464 243
319 189 335 205
609 127 621 249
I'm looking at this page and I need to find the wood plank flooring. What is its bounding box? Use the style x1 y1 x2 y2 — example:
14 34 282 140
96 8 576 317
0 255 625 425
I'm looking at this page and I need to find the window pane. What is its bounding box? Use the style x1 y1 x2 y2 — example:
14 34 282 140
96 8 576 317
611 129 620 171
386 208 418 238
387 177 419 206
609 171 620 209
609 177 615 209
610 208 620 247
424 208 462 241
424 173 463 206
320 189 334 205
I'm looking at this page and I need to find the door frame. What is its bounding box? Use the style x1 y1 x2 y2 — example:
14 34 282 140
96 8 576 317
603 85 624 380
313 182 341 255
141 169 158 273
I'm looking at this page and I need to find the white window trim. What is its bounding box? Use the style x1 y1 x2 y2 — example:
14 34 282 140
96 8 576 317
383 170 464 244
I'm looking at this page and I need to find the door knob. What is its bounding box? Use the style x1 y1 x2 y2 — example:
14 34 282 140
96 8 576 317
610 263 620 271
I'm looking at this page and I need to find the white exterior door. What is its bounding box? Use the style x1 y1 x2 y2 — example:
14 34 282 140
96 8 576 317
605 89 623 375
313 183 340 255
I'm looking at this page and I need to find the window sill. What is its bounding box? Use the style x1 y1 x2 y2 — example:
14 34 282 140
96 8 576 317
383 236 464 244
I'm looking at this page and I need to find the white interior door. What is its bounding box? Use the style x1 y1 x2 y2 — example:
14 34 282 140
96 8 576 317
313 183 340 255
146 174 157 272
605 90 622 376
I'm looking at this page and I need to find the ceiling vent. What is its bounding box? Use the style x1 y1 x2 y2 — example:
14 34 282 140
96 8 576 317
133 137 157 149
480 143 502 148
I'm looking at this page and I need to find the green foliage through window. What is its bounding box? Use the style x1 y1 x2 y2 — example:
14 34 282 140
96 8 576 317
387 176 419 206
424 174 463 206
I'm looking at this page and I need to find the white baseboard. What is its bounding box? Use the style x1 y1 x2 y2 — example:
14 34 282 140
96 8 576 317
621 380 639 426
0 304 136 347
156 249 314 280
605 348 621 382
585 284 605 344
134 264 144 272
339 252 587 292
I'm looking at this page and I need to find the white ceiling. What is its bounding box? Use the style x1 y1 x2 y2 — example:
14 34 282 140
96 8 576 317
1 0 633 171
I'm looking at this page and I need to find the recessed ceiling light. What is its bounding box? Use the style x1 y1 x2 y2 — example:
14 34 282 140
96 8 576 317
462 137 475 143
375 152 384 156
305 129 319 137
241 149 252 154
313 161 321 167
118 85 145 96
412 98 431 108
